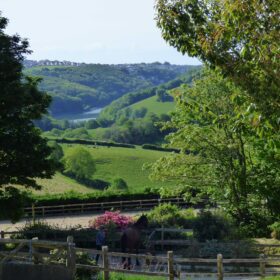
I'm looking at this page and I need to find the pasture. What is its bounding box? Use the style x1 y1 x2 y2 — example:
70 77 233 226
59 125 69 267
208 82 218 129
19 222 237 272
129 95 175 116
33 144 173 195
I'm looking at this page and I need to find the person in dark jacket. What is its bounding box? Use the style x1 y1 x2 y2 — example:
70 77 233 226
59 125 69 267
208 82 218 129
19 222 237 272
95 225 106 264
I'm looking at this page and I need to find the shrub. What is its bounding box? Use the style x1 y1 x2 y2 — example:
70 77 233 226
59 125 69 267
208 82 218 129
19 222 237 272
50 249 96 280
269 222 280 239
0 187 31 222
11 221 97 248
55 138 135 149
29 192 159 207
75 251 96 280
142 144 180 153
89 211 133 230
147 203 194 228
192 211 232 241
110 178 128 191
235 212 272 238
48 141 64 170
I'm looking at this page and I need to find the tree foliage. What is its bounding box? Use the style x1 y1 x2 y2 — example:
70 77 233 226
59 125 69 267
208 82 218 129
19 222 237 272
25 63 194 116
150 71 280 227
63 147 96 180
155 0 280 126
0 14 57 190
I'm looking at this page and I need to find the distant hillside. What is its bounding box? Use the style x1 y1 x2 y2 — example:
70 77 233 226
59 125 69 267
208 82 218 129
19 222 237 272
129 95 175 116
24 62 197 116
99 66 201 123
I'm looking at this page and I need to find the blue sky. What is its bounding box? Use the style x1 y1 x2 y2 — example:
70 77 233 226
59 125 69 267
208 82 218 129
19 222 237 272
1 0 200 65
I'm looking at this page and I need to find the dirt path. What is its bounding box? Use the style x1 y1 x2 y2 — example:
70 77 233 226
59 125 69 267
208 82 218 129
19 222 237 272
0 211 141 232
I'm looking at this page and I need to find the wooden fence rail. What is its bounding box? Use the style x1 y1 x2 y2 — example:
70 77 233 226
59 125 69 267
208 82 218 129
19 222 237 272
1 237 280 279
23 197 190 217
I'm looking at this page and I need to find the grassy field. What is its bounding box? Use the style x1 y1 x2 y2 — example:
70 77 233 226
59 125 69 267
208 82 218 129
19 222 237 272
34 173 97 195
33 144 173 195
129 95 175 116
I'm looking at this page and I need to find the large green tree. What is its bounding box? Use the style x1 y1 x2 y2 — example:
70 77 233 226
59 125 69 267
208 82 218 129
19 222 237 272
0 14 56 189
155 0 280 127
63 147 96 180
150 71 280 228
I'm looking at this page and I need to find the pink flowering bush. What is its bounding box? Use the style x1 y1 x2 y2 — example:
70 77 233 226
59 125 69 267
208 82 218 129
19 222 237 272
89 211 133 230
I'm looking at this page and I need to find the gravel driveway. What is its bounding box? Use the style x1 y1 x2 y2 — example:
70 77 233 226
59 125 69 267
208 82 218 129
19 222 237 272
0 212 140 232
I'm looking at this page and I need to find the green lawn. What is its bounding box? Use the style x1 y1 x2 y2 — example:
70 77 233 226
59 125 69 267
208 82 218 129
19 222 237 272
129 95 175 116
34 173 97 195
34 144 173 195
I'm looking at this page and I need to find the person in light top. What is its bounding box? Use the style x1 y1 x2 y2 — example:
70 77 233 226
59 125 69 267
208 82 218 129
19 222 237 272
95 225 106 264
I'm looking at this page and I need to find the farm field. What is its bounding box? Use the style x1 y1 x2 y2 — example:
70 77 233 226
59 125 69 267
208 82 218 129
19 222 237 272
32 144 174 195
129 95 175 116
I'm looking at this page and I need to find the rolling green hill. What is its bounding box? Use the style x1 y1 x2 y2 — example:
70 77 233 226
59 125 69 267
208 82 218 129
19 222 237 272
129 95 175 116
32 144 173 195
24 63 194 116
99 67 201 123
42 67 201 145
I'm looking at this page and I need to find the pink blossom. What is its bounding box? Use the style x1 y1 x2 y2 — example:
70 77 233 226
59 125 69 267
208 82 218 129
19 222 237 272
89 211 133 230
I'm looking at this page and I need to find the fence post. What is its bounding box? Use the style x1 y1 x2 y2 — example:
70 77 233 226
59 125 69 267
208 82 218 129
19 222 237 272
32 204 35 224
161 225 164 251
66 236 76 278
217 254 223 280
168 251 174 280
32 237 41 264
102 246 109 280
260 254 266 278
0 231 4 239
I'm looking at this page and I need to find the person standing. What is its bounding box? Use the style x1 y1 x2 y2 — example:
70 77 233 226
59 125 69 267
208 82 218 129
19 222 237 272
95 225 106 264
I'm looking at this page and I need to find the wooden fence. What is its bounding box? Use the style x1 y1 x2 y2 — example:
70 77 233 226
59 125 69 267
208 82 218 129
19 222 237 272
1 237 280 279
23 197 190 217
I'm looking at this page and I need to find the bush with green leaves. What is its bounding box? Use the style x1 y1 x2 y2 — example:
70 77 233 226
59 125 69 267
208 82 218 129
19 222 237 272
11 221 98 248
147 203 195 228
192 211 233 241
63 147 96 180
109 178 128 191
0 187 31 222
49 248 96 280
75 251 97 280
269 222 280 239
55 138 135 149
48 141 64 170
48 141 64 162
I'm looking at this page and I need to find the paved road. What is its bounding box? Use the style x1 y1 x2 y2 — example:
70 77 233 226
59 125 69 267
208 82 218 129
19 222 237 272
0 211 141 232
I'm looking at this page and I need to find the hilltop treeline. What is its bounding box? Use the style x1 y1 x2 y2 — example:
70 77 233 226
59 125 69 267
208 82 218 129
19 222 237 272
98 67 201 124
24 63 197 116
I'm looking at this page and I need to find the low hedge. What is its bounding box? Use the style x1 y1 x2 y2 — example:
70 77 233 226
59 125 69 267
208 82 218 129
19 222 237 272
28 192 160 207
142 144 180 153
53 138 136 149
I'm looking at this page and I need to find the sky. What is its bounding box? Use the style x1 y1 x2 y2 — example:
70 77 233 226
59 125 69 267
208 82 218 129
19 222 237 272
1 0 200 65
